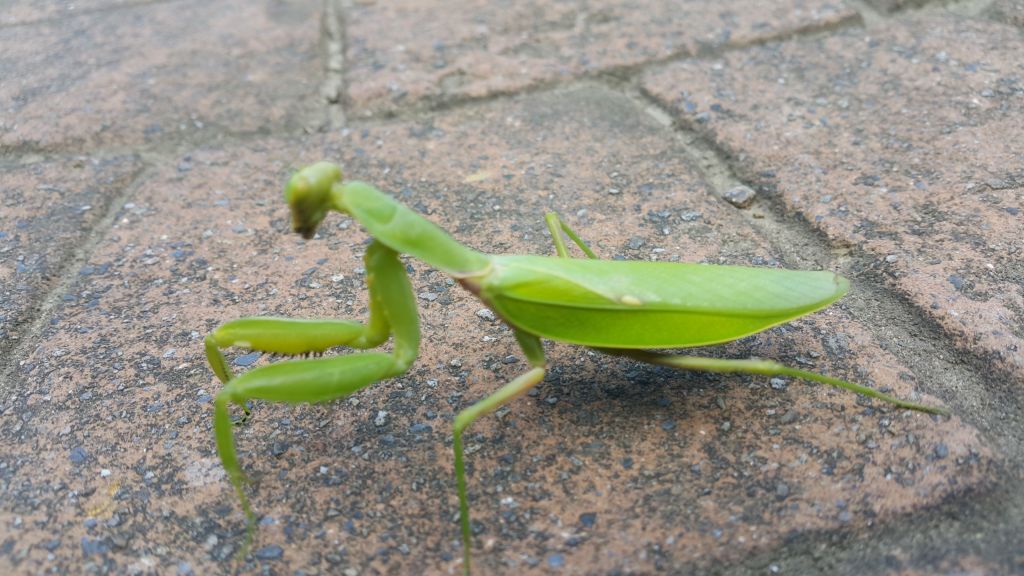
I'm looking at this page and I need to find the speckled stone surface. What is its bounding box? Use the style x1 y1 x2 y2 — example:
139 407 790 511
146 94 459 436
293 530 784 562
861 0 931 13
987 0 1024 27
343 0 858 116
0 0 324 151
642 14 1024 381
3 1 1023 574
0 155 141 343
0 0 145 26
0 86 992 574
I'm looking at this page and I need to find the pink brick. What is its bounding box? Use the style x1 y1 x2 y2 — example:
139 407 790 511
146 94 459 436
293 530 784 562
344 0 857 116
0 0 323 150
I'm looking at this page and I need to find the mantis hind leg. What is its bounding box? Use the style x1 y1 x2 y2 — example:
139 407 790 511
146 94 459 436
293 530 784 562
601 348 947 415
452 330 547 575
212 240 421 555
544 212 599 259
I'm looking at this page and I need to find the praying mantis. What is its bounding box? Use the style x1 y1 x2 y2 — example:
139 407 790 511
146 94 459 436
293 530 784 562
205 162 946 573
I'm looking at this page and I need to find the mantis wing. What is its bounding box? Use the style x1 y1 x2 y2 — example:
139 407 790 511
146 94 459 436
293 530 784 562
480 255 849 349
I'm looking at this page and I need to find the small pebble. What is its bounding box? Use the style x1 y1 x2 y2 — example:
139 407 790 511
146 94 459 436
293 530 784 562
80 537 108 556
769 378 787 390
547 554 565 568
69 447 88 464
254 545 283 560
233 352 261 367
374 410 389 427
475 308 496 321
722 185 756 208
779 410 798 424
776 482 790 500
409 423 432 434
934 443 949 459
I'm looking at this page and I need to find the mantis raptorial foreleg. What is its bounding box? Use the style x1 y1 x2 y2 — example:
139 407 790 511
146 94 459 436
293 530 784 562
545 212 599 259
452 330 547 574
211 240 421 553
205 245 398 384
606 349 946 414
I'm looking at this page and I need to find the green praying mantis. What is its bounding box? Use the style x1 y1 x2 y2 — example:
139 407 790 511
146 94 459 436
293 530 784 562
205 162 946 573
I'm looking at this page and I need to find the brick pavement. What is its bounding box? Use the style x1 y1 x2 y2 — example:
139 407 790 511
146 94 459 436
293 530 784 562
1 1 1021 574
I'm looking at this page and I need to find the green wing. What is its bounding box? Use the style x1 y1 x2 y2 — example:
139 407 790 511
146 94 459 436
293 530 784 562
479 255 849 349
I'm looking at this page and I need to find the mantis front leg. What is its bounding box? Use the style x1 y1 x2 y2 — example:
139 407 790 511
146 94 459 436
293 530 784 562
207 240 421 552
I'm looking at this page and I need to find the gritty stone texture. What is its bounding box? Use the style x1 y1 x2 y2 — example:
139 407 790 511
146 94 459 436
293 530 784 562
862 0 932 13
0 87 991 574
0 0 323 151
343 0 857 116
987 0 1024 27
0 155 140 343
642 15 1024 380
0 0 144 26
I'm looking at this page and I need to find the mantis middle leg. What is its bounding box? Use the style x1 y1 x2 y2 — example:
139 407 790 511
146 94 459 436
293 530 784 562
207 240 421 549
453 330 547 575
544 212 598 259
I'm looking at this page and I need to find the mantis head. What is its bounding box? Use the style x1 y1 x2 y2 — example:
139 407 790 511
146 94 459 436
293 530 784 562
284 162 343 239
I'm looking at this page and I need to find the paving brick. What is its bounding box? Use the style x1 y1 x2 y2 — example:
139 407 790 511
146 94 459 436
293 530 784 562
0 155 140 344
343 0 858 116
987 0 1024 27
643 15 1024 380
0 0 143 26
0 87 990 574
0 0 324 151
